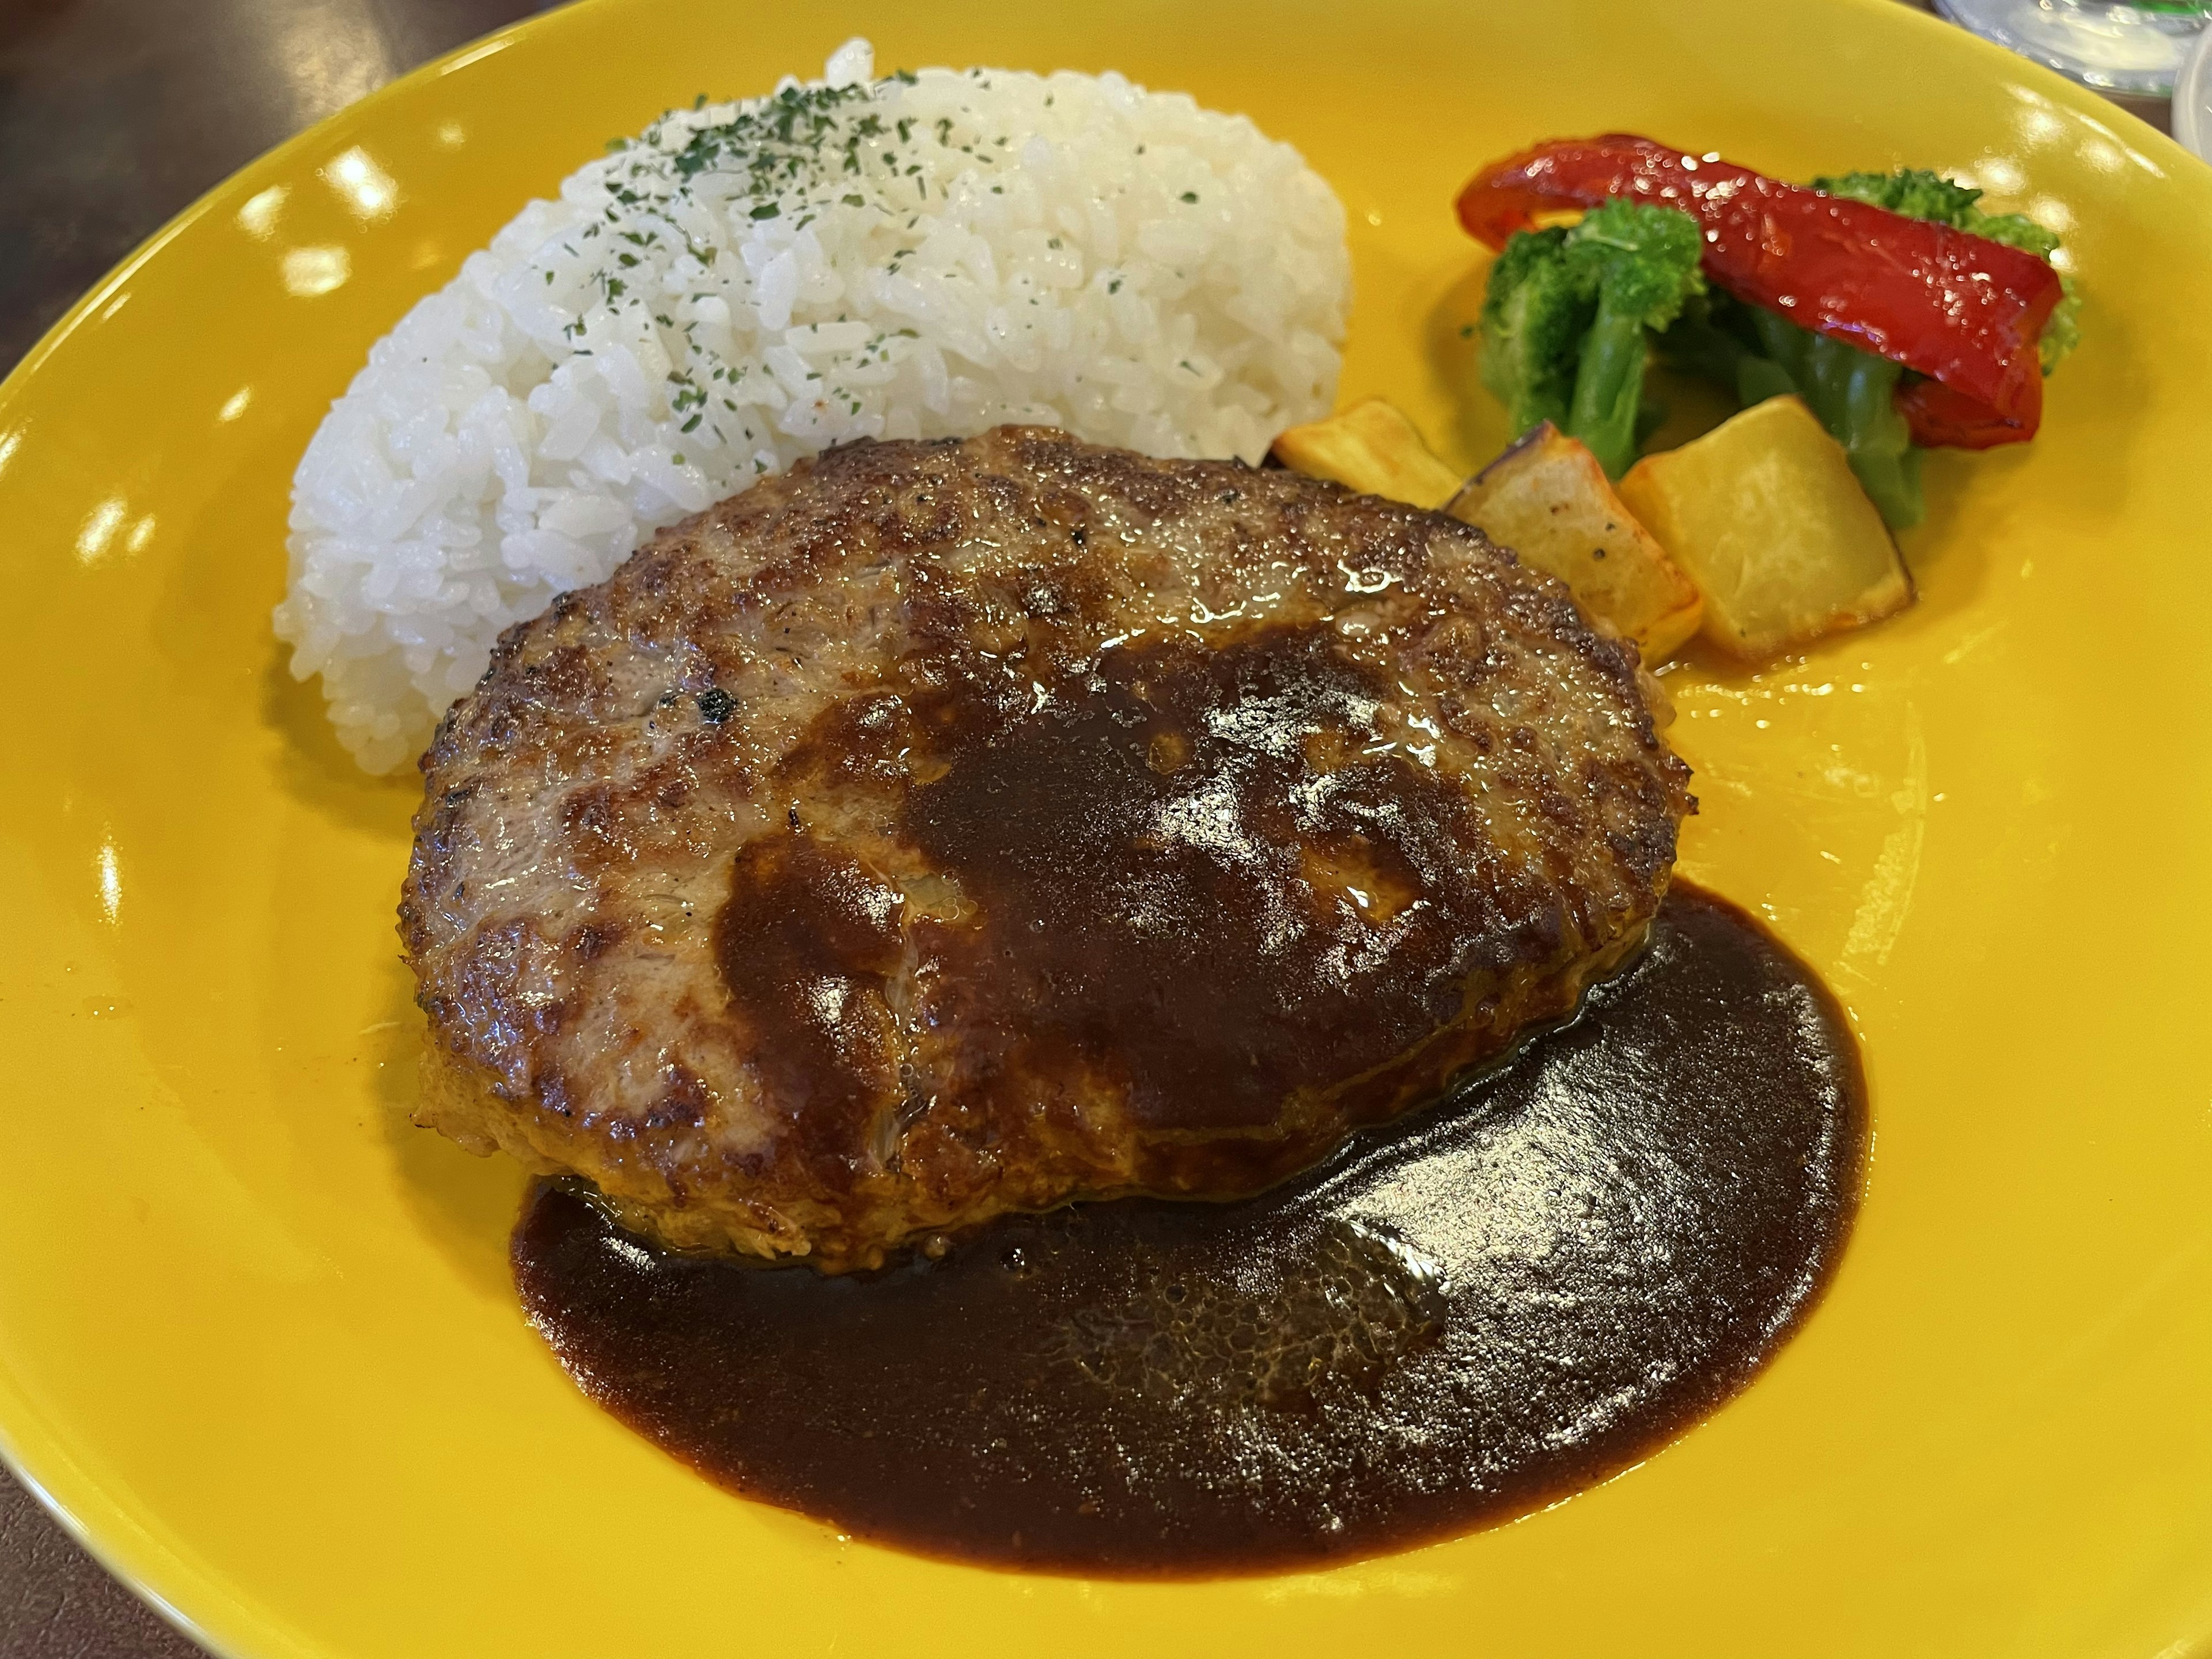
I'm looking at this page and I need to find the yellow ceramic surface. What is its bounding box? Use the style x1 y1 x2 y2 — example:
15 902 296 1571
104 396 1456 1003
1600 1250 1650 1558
2 0 2209 1653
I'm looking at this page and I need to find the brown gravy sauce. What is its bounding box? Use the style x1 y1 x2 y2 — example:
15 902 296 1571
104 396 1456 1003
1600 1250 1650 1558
704 619 1628 1212
513 884 1865 1577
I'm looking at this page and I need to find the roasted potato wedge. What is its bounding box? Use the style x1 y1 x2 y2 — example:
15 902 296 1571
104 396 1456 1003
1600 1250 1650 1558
1618 395 1912 663
1271 397 1463 511
1448 423 1703 662
1273 403 1700 663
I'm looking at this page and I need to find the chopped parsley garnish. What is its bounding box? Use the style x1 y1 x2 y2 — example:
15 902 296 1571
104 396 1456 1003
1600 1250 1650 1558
548 68 1094 476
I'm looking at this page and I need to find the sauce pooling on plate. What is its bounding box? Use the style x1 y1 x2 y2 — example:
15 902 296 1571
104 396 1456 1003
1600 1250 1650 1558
513 884 1865 1575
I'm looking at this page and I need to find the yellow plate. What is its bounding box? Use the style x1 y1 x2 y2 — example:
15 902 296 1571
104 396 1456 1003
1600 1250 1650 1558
3 0 2210 1653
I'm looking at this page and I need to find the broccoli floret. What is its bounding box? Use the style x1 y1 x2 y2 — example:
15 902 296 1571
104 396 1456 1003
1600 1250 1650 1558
1559 200 1707 477
1478 225 1584 438
1816 166 1984 225
1478 202 1706 477
1816 168 2080 373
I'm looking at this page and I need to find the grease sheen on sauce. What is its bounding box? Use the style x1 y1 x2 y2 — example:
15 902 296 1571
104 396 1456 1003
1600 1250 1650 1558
515 884 1866 1577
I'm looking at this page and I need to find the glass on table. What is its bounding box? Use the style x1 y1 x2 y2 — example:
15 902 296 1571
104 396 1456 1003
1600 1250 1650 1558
1936 0 2209 94
2177 16 2212 155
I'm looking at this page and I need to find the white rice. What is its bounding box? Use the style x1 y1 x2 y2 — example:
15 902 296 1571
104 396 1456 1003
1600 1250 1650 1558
276 40 1350 772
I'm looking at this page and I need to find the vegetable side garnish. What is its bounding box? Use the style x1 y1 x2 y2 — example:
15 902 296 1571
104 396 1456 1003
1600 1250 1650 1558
1457 136 2077 528
1479 200 1706 479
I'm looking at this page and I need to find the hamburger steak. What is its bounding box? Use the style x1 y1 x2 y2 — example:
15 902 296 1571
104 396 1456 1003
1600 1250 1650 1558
403 426 1694 1270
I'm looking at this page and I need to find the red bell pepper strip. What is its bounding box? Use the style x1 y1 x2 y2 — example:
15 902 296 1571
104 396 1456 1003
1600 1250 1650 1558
1455 135 2065 449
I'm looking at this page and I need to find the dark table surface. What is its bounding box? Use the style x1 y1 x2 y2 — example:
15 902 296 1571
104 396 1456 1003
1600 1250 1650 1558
0 0 2181 1652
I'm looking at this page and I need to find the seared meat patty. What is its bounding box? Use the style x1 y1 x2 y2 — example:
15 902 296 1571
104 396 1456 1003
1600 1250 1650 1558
403 426 1692 1270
